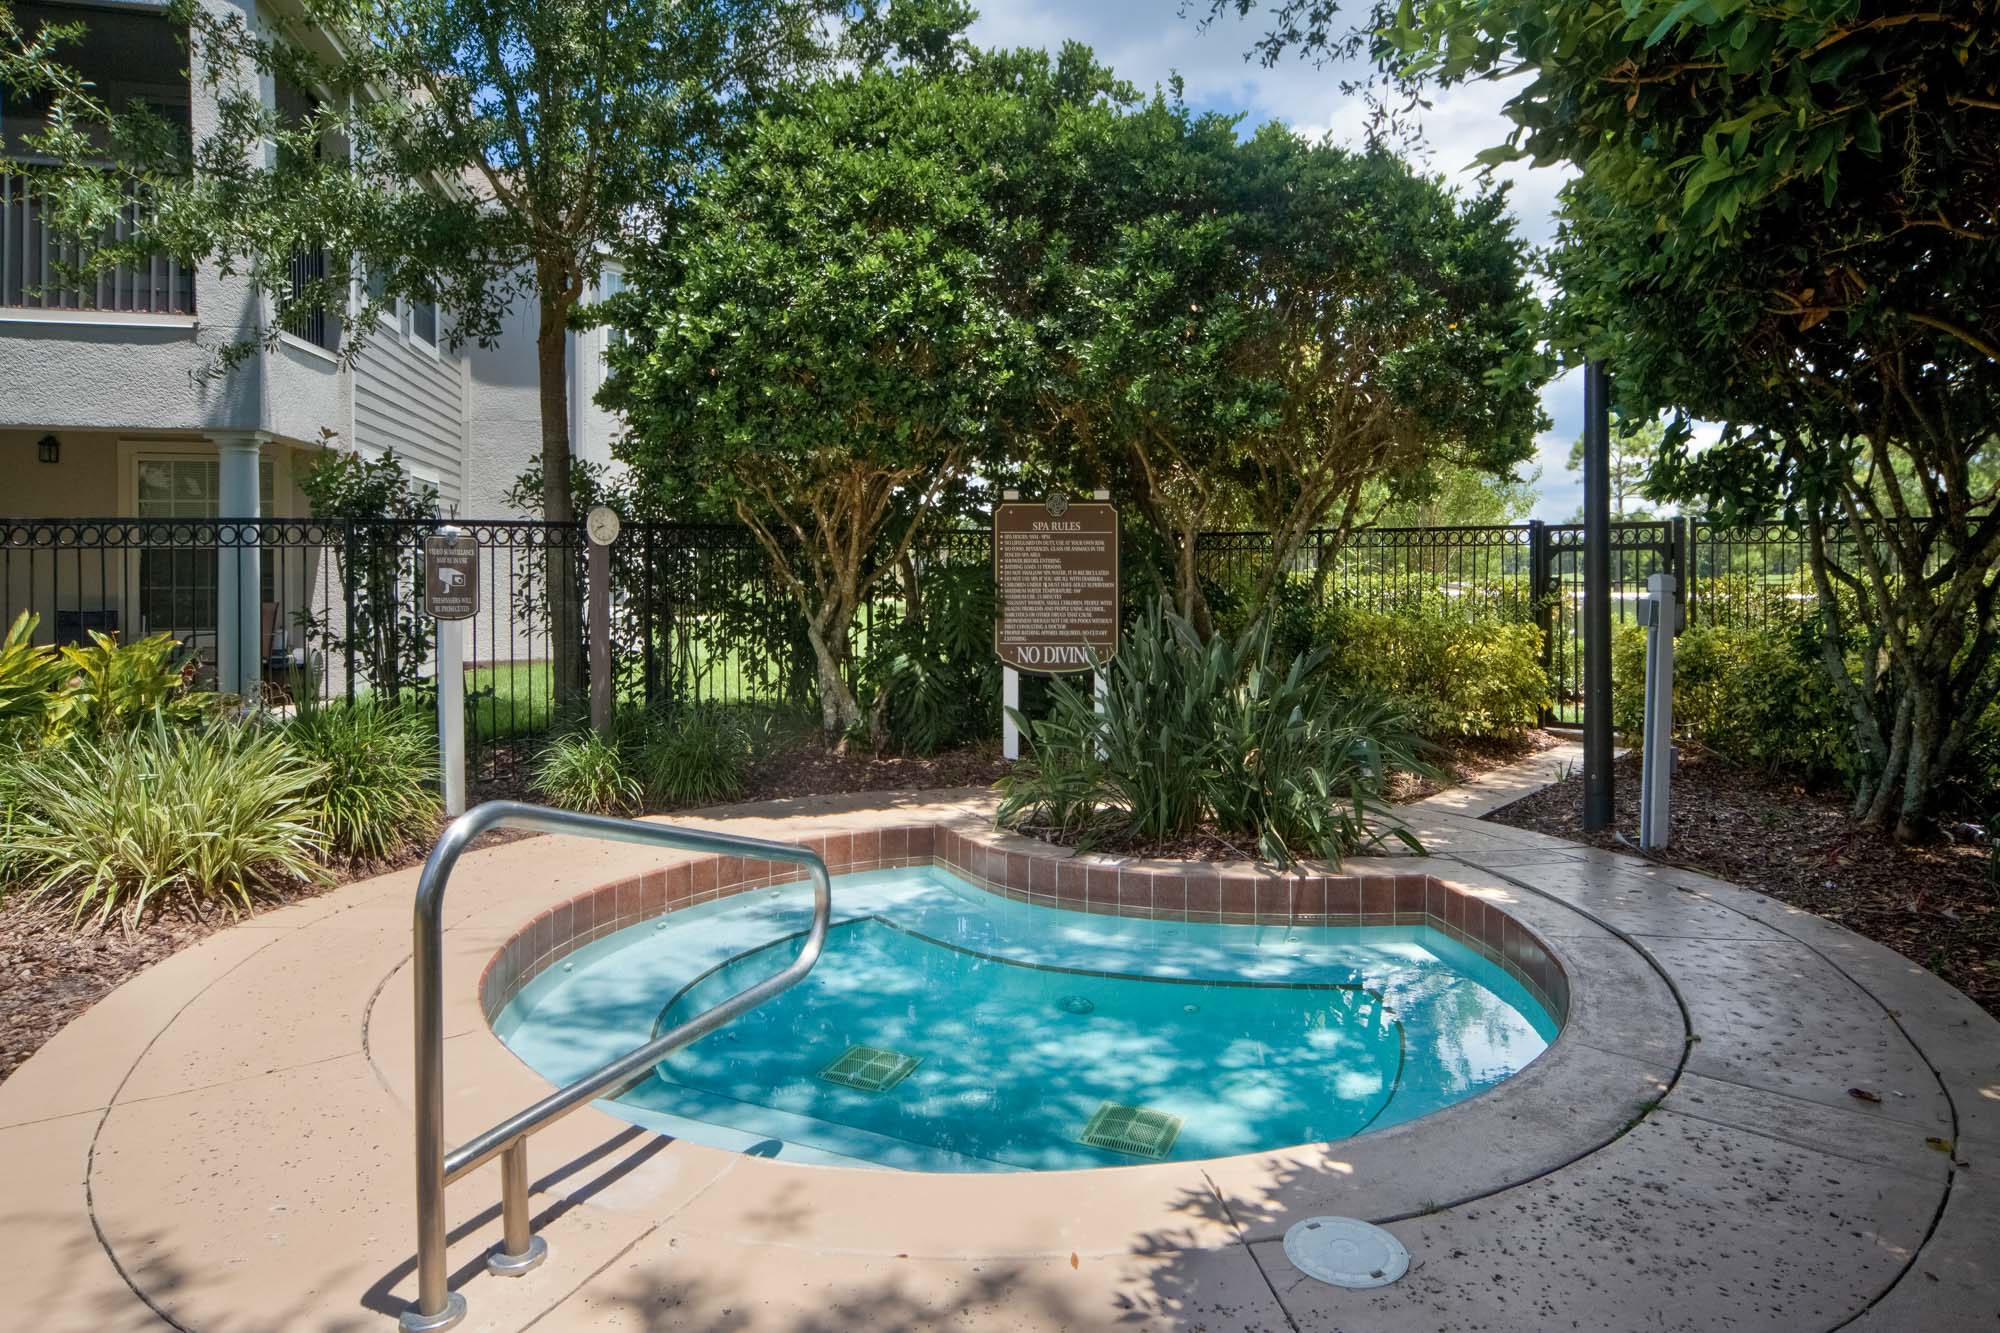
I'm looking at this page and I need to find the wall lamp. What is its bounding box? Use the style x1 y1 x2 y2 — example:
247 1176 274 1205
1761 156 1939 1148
37 434 60 464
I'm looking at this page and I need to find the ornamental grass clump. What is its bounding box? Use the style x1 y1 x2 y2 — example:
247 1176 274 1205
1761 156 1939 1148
531 728 643 815
286 699 442 861
998 602 1426 866
6 714 329 926
638 704 754 806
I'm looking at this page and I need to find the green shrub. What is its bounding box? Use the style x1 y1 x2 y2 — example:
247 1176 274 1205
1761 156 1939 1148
638 704 754 805
54 629 210 732
4 715 329 925
287 700 442 860
532 728 643 814
1612 616 1851 784
998 602 1424 866
1318 596 1548 739
0 612 69 740
861 562 999 754
0 614 211 746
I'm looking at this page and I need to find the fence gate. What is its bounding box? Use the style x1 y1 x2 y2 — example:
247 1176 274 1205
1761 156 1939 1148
1533 518 1685 724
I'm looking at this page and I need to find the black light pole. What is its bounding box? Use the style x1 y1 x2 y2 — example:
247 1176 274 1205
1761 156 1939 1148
1582 361 1615 831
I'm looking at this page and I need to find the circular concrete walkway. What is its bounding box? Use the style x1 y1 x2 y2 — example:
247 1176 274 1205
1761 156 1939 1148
0 790 1991 1332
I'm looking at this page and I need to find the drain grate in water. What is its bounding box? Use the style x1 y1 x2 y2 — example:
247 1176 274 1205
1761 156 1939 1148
1079 1102 1183 1159
817 1044 922 1093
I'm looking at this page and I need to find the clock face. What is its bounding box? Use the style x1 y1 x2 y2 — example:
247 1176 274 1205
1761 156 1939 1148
586 506 621 546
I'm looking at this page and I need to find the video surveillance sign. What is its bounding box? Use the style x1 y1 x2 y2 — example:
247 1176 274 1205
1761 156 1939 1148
423 532 480 621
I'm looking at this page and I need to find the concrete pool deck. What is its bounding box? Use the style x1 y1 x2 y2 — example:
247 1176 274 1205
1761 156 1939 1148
1 789 1993 1331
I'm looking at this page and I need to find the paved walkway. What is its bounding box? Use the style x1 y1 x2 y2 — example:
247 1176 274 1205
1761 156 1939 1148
0 791 1991 1332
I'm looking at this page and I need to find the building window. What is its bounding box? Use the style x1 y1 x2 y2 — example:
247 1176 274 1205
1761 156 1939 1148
411 297 437 346
136 456 276 637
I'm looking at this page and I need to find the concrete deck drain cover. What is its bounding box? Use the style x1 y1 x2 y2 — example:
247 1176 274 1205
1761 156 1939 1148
1282 1216 1410 1288
1079 1102 1183 1159
818 1044 921 1093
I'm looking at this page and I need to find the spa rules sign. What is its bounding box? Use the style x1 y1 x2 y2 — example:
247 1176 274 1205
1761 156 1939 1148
993 495 1120 673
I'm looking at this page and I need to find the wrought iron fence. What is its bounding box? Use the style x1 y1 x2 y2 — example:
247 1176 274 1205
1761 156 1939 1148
0 513 1854 767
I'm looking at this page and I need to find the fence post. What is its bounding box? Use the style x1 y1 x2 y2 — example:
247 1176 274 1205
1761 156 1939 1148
1582 361 1616 832
1673 516 1692 631
1527 520 1552 725
641 526 657 707
342 522 359 705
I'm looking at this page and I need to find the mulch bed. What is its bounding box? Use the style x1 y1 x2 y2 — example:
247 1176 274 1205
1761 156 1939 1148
738 742 1012 804
1008 731 1564 862
1489 749 2000 1019
0 742 1008 1085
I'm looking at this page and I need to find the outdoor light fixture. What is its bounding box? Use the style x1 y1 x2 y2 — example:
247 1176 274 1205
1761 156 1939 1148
37 434 60 464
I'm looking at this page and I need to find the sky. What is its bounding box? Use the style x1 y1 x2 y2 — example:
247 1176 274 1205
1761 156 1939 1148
966 1 1592 521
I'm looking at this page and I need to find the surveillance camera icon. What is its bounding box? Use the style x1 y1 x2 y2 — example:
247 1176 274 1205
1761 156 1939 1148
436 567 467 593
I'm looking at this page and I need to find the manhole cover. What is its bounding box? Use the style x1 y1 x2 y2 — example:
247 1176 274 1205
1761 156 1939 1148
1281 1216 1409 1288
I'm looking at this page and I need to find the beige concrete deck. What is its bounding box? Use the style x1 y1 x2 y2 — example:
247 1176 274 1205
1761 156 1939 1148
1 789 1992 1332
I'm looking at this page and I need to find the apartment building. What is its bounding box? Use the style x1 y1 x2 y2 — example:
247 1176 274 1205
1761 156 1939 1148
0 0 620 697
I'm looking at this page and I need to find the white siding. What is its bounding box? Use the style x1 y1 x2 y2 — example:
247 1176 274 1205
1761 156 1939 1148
352 331 467 502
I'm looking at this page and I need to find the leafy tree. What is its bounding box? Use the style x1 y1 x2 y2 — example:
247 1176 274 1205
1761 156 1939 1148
1055 106 1547 634
604 53 1068 740
1207 2 2000 836
1370 462 1538 529
1049 94 1275 637
1375 0 1998 839
1 0 835 701
297 441 440 696
1565 420 1661 521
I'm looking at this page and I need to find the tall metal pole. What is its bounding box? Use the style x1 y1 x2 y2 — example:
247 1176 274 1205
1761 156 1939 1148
588 538 612 736
1582 362 1615 832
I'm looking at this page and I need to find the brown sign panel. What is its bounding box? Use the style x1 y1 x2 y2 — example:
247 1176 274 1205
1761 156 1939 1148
423 534 480 621
993 498 1119 673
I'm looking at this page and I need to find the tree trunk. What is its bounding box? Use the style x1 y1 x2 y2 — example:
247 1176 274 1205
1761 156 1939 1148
1175 528 1213 640
535 275 584 704
804 608 862 744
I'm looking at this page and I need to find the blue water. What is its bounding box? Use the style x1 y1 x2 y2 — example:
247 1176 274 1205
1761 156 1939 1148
497 865 1556 1172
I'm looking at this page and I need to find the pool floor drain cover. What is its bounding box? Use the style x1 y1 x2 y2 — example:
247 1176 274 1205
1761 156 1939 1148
818 1044 921 1093
1282 1217 1409 1288
1078 1102 1182 1159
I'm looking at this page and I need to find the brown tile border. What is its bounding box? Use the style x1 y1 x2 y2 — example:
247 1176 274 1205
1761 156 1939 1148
479 823 1571 1029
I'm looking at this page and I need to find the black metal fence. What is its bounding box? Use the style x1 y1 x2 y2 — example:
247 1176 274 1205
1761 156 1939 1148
0 513 1842 766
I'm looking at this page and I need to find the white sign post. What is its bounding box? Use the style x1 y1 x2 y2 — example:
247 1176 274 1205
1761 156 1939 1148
1638 572 1678 850
424 526 479 818
1002 666 1021 761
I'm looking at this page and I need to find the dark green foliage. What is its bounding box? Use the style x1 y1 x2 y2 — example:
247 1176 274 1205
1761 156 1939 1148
637 705 756 806
997 602 1424 866
1350 0 2000 837
606 51 1066 738
297 445 439 697
3 715 329 924
286 700 442 861
862 560 998 755
531 728 643 815
1615 614 2000 811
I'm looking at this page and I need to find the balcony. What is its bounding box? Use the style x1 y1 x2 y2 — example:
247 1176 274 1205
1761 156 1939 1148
1 172 195 316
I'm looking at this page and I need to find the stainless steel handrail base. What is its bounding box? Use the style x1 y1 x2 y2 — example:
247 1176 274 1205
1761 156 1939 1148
486 1234 547 1277
397 1291 464 1333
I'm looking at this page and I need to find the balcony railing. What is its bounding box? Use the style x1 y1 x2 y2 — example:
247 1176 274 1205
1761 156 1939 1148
0 172 195 315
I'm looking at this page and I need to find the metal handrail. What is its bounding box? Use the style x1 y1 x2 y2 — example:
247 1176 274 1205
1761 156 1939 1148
401 801 834 1332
